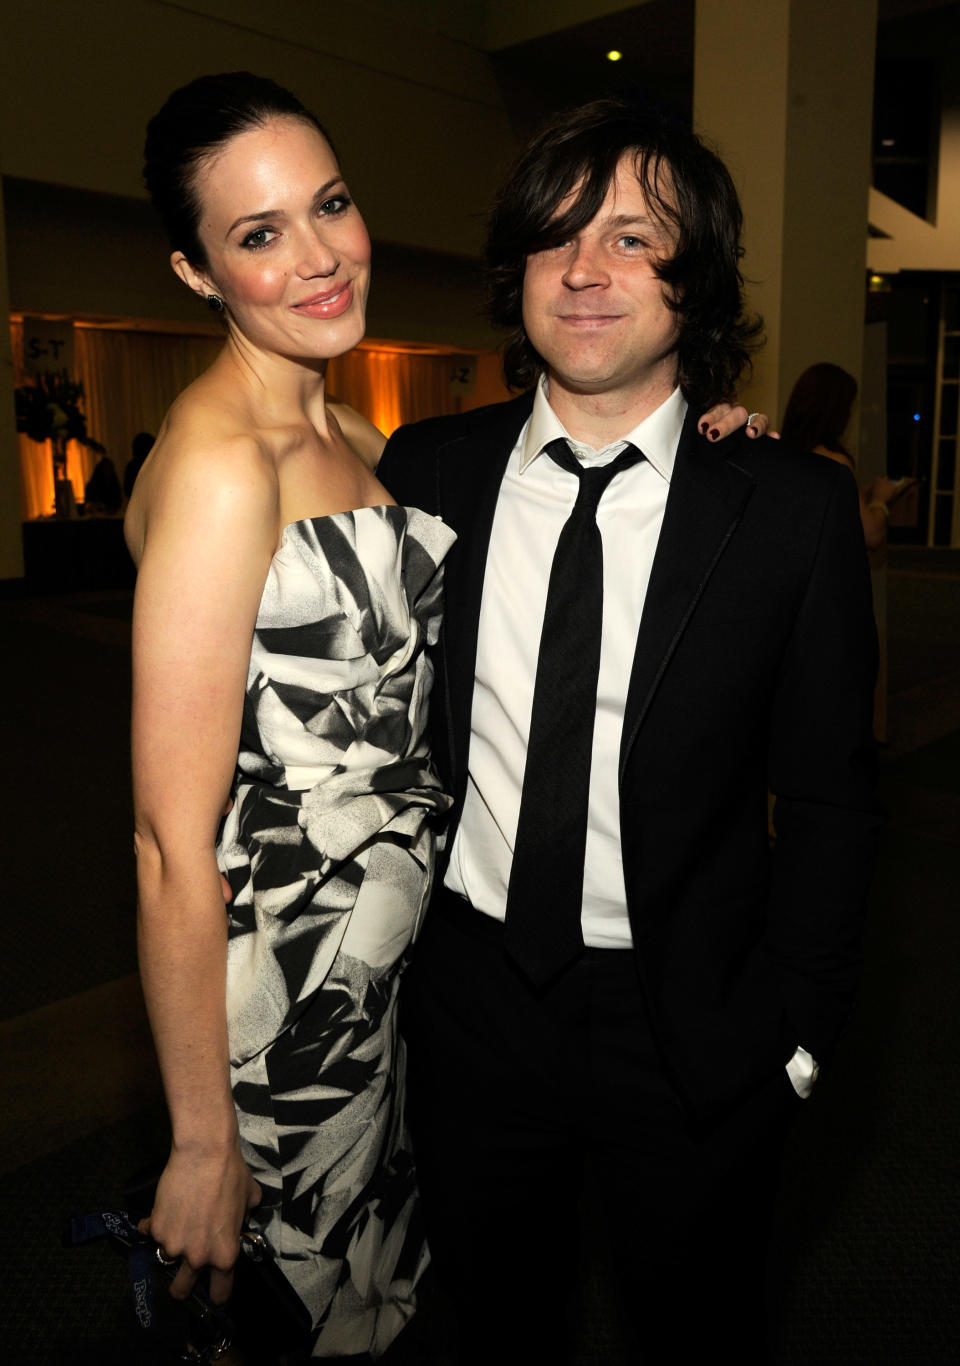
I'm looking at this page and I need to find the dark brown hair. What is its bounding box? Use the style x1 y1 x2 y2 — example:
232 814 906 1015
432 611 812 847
781 363 858 459
485 97 762 409
144 72 335 267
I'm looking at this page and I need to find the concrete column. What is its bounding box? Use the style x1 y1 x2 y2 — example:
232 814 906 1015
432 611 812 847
0 186 24 581
694 0 877 438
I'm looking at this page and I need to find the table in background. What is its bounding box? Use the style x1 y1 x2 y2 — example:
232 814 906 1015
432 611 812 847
22 517 136 592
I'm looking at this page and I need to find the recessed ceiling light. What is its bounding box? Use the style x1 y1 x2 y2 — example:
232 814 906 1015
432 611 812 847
606 50 623 62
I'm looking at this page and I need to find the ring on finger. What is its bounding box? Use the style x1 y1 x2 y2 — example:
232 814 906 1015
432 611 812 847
155 1244 179 1267
747 412 761 427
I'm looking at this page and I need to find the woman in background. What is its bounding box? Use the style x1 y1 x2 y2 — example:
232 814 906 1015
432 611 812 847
781 362 912 550
123 430 155 499
781 361 912 741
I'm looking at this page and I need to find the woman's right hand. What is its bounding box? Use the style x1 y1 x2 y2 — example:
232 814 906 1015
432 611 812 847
866 474 915 507
139 1141 262 1304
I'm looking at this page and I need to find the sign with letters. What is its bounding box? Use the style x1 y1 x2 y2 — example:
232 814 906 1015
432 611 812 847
22 317 74 376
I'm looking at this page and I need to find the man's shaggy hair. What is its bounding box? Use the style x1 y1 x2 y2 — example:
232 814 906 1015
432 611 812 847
485 98 762 410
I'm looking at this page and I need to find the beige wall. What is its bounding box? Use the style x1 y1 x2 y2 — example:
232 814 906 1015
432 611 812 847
4 180 194 327
694 0 790 418
1 2 521 335
778 0 876 427
363 0 487 47
485 0 638 50
255 1 639 55
3 179 502 351
1 0 515 259
695 0 876 433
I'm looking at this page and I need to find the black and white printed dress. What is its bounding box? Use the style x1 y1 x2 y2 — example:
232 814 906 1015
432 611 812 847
217 505 455 1358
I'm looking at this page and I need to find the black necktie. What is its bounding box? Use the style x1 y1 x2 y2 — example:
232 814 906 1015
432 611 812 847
503 437 645 985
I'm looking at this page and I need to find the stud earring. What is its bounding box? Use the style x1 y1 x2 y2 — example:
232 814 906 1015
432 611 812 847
206 293 225 313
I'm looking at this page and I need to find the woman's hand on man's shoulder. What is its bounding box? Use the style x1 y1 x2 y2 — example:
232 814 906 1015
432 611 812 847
697 401 778 442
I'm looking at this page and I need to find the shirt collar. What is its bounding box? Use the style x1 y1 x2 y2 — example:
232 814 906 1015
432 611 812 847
519 374 687 483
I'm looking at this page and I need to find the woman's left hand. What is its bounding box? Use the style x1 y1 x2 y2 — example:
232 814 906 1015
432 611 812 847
697 402 774 441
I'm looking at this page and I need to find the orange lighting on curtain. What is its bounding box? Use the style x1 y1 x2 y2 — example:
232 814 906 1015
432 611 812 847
327 345 460 436
22 439 90 520
12 320 474 518
12 319 221 519
11 320 94 518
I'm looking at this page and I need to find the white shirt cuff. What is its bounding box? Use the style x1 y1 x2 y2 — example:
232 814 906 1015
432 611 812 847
785 1044 819 1098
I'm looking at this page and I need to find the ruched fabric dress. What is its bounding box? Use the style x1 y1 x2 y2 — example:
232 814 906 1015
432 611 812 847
217 505 455 1358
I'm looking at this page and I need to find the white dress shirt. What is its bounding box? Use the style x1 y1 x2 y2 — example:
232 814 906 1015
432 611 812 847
446 377 683 947
444 376 817 1096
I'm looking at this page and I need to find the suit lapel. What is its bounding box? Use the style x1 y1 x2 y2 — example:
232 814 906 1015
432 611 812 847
619 412 756 780
436 393 534 792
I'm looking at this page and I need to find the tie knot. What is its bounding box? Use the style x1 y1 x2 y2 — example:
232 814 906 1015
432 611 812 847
543 438 645 515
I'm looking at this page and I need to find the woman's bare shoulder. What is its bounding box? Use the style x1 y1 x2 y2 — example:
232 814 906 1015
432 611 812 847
125 390 278 564
329 402 387 469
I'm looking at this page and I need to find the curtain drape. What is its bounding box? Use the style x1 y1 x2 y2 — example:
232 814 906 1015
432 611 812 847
14 322 222 519
76 327 223 497
327 346 459 438
13 319 96 519
13 323 466 520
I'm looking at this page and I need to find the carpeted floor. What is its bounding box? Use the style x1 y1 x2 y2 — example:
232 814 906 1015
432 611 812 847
1 548 957 1364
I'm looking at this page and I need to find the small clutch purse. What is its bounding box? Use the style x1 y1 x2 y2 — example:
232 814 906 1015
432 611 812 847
65 1207 312 1363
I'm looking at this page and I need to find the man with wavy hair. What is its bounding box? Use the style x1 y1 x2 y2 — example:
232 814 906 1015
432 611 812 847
379 98 879 1364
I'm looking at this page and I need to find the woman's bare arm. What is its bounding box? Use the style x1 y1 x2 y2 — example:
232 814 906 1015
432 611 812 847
130 436 277 1303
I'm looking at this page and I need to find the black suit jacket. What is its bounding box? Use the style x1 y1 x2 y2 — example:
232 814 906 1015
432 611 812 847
378 394 881 1122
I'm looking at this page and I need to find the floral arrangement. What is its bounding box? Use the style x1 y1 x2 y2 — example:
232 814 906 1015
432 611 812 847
14 370 104 484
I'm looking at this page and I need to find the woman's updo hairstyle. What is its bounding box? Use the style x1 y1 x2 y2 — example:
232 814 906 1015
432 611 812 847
144 71 335 267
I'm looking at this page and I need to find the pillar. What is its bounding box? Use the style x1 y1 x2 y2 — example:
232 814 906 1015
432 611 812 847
694 0 877 441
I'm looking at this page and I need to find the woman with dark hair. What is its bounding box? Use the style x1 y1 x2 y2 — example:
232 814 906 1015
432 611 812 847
781 362 911 550
125 73 765 1357
123 430 155 499
780 361 857 457
83 453 123 514
126 72 456 1357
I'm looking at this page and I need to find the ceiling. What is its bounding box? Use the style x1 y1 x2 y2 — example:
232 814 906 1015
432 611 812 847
484 0 959 141
489 0 694 137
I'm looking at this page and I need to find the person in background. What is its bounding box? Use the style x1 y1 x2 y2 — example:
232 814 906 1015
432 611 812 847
781 362 914 550
123 430 155 500
83 454 123 514
781 361 914 743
